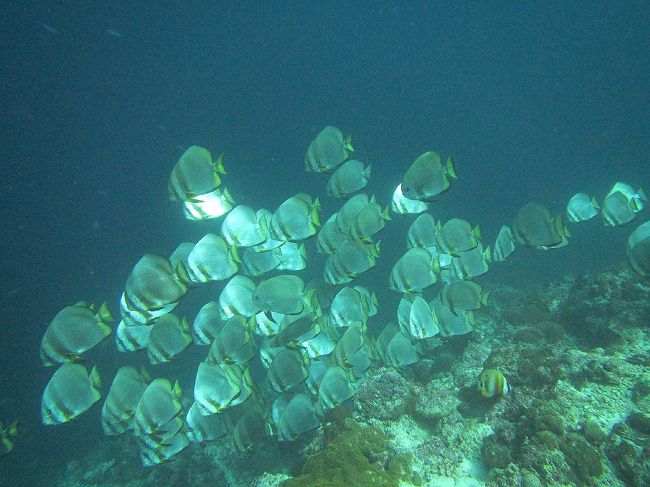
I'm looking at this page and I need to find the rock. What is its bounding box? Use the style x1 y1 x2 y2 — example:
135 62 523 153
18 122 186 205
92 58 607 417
519 433 570 484
626 352 650 367
631 377 650 402
252 472 291 487
626 411 650 435
481 434 512 469
606 423 650 487
582 420 607 445
536 320 565 343
513 327 544 344
534 412 564 436
521 470 543 487
559 434 604 481
355 368 410 421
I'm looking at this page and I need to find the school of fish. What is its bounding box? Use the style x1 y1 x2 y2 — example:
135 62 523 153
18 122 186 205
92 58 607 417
26 125 649 466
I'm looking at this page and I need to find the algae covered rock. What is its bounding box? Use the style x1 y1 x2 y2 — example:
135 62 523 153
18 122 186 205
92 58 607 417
536 320 565 343
519 432 571 485
582 420 607 445
606 422 650 487
626 411 650 435
355 367 411 421
559 433 604 482
480 434 512 469
282 418 417 487
520 470 544 487
521 401 565 437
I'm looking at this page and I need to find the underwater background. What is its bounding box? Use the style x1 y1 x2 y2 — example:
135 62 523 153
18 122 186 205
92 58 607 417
1 2 648 486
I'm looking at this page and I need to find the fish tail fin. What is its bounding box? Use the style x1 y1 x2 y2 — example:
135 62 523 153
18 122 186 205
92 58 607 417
213 153 226 174
483 245 492 263
180 316 191 333
591 196 600 209
432 256 442 274
222 186 234 204
344 135 354 152
345 367 357 383
174 261 192 285
473 224 482 240
371 241 381 258
371 291 379 309
140 366 151 383
446 156 458 179
265 418 278 438
310 203 321 227
229 244 241 263
298 243 307 260
554 213 570 237
629 189 647 212
258 212 270 236
466 310 477 326
90 366 102 389
245 315 257 337
98 321 112 337
173 380 182 398
1 438 13 452
364 163 372 179
39 347 54 367
303 288 317 311
96 302 114 324
8 421 18 437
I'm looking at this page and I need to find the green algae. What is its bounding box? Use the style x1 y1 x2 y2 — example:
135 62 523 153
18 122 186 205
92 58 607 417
283 418 419 487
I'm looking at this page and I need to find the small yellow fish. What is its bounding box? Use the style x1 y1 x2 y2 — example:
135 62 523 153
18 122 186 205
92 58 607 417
478 368 510 398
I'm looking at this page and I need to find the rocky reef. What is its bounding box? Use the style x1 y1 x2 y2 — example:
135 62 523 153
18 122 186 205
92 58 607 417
54 263 649 486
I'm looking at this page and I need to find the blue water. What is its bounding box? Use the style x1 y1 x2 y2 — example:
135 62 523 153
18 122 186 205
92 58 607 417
1 2 648 485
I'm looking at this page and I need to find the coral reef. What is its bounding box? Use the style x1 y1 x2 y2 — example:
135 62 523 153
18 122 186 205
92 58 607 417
605 421 650 486
51 264 649 487
356 367 411 421
282 417 419 487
